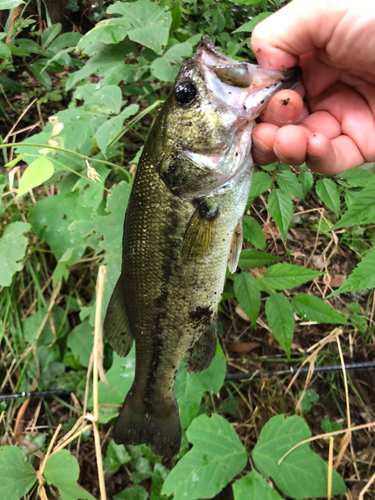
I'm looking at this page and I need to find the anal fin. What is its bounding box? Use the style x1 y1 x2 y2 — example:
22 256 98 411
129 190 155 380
103 277 133 357
227 219 243 273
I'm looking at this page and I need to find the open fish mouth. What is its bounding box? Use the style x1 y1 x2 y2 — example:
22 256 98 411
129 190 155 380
194 34 301 117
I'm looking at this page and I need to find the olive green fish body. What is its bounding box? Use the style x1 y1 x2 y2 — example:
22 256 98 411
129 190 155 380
104 36 301 458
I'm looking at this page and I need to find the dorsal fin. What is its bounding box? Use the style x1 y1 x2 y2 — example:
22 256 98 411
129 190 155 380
103 277 134 357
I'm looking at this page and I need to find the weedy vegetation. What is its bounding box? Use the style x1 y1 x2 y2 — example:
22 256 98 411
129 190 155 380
0 0 374 499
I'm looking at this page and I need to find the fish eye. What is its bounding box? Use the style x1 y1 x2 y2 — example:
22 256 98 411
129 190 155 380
175 81 198 106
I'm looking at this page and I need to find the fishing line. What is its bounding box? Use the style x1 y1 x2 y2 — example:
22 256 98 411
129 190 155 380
224 360 375 381
1 361 374 400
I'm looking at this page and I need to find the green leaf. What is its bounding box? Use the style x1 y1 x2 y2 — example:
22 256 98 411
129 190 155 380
338 167 374 187
247 171 272 206
268 189 293 241
299 389 319 413
30 62 52 88
103 441 131 474
291 293 348 324
151 42 193 82
95 104 139 153
234 272 261 328
83 85 122 115
0 446 37 500
265 294 294 358
0 222 30 287
253 415 346 499
17 157 54 197
263 264 320 291
176 353 226 429
0 40 11 59
238 249 279 269
44 450 95 500
233 471 283 500
107 0 172 55
331 175 375 229
0 0 24 9
162 414 247 500
30 192 90 265
315 178 340 217
276 165 304 200
331 245 375 295
298 171 314 196
233 12 272 33
66 320 93 368
114 486 148 500
242 215 265 250
321 417 342 436
49 32 82 50
95 347 135 409
41 23 61 48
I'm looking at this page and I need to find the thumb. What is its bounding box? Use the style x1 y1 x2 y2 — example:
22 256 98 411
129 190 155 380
251 0 348 70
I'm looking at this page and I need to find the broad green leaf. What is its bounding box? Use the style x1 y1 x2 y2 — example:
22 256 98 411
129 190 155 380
291 293 347 324
242 215 265 250
0 0 24 9
0 446 37 500
107 0 172 55
162 414 247 500
0 222 30 287
299 389 319 413
252 415 346 499
315 178 340 217
49 32 82 50
263 264 320 291
233 12 272 33
30 191 90 265
247 171 272 206
331 245 375 295
77 19 131 51
103 441 131 474
44 450 95 500
30 62 52 88
265 294 294 358
338 167 374 187
151 42 193 82
114 486 148 500
0 40 11 59
233 471 283 500
268 189 293 241
234 272 261 328
321 417 342 436
238 249 279 269
298 171 314 196
150 462 171 500
276 165 304 200
0 75 24 93
83 85 122 115
66 320 93 368
332 175 375 229
95 104 139 153
41 23 61 48
95 347 136 408
17 157 54 197
176 353 226 429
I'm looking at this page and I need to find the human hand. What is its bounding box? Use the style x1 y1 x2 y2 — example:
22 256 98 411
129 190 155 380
251 0 375 174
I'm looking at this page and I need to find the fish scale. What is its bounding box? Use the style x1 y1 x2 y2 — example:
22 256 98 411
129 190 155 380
103 35 301 458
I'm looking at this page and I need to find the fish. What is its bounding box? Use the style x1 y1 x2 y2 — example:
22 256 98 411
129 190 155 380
104 35 301 459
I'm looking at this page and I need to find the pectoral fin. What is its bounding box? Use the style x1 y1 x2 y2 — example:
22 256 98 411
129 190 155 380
182 199 219 261
227 219 243 273
103 277 133 357
186 317 217 374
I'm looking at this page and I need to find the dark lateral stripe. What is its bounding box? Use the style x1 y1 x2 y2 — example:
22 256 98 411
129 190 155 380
145 197 181 405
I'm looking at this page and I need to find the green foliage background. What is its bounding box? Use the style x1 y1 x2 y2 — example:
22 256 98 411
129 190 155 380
0 0 374 498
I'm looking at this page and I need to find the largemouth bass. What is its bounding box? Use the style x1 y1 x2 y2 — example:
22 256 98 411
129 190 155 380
104 35 300 458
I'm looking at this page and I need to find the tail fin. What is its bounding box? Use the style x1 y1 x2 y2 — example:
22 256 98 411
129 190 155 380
114 385 181 459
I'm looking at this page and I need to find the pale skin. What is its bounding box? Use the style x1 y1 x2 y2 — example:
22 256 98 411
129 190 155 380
251 0 375 174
